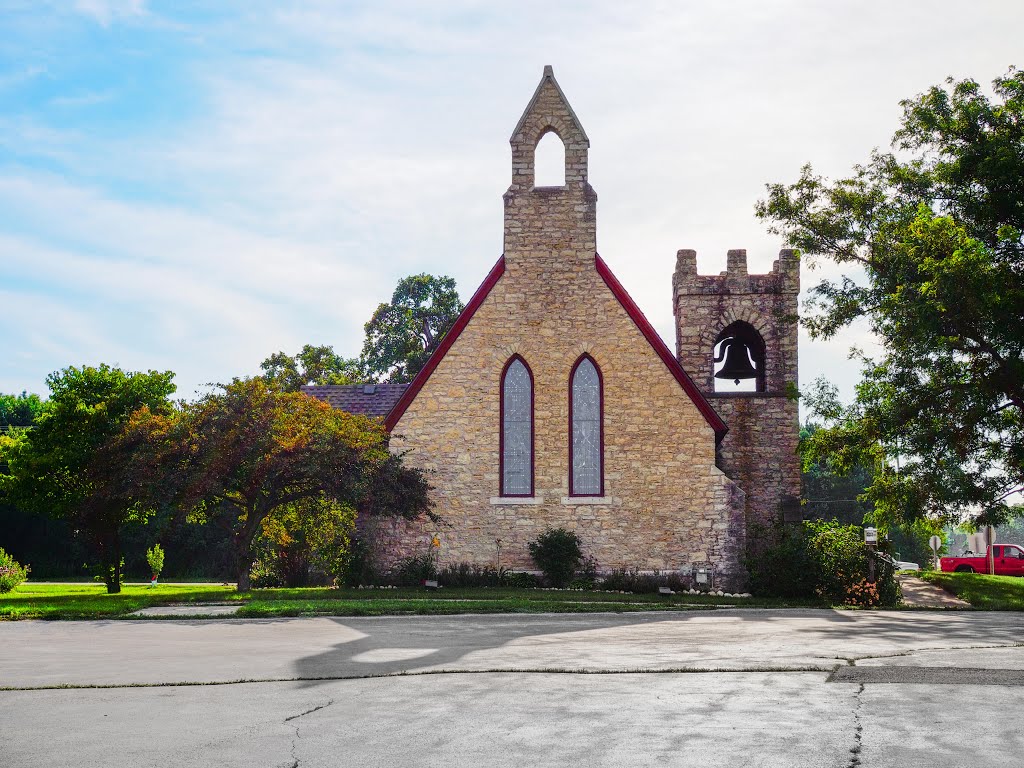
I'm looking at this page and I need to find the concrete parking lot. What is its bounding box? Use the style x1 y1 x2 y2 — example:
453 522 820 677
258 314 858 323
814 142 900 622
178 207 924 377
2 609 1021 767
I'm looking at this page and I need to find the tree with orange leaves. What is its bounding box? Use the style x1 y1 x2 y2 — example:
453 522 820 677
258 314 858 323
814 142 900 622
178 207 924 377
126 378 431 591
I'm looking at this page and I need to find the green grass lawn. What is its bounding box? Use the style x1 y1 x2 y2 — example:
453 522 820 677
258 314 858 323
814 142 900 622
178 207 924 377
920 571 1024 610
0 583 238 620
0 582 818 620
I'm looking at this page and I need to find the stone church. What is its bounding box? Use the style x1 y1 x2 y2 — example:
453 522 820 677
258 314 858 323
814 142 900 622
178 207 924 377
306 67 800 588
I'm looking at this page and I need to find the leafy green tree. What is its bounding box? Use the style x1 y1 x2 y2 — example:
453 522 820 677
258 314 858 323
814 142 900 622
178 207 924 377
757 68 1024 528
0 365 176 593
145 543 164 580
801 423 942 567
254 497 356 587
801 424 875 525
361 274 464 383
0 392 45 428
260 344 364 392
996 510 1024 545
126 378 432 591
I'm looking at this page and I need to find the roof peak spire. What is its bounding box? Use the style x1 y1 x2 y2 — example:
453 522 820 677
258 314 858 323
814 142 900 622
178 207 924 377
510 66 589 146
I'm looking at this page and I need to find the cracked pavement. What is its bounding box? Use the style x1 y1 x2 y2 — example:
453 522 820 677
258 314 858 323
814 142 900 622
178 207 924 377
1 609 1021 766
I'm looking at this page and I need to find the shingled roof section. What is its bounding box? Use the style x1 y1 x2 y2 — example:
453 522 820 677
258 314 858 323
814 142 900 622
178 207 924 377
301 383 409 419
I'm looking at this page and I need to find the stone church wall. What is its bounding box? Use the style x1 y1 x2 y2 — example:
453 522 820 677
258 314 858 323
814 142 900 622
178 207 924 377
371 68 746 588
381 257 746 586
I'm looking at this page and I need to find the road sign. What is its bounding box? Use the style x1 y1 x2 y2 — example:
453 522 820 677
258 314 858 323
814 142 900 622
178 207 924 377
864 527 878 544
929 535 942 552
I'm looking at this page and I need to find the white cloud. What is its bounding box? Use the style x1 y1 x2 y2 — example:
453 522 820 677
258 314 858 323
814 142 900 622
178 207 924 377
50 90 116 108
0 174 384 398
72 0 145 27
0 65 46 90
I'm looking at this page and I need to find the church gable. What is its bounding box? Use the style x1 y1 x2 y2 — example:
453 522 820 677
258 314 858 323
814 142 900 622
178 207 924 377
391 248 722 445
385 236 742 576
386 251 725 439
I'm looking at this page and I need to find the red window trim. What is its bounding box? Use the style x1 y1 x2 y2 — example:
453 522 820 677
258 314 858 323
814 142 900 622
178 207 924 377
499 355 535 497
568 353 604 497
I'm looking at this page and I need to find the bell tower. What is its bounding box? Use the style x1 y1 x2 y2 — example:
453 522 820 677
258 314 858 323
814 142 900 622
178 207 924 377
503 66 597 275
673 248 801 526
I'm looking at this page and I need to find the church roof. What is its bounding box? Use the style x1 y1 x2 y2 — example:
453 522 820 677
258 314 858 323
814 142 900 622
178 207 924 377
382 253 729 442
302 382 408 419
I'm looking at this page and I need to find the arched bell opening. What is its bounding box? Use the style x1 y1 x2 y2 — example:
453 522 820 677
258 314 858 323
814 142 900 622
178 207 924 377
533 128 566 187
712 321 766 393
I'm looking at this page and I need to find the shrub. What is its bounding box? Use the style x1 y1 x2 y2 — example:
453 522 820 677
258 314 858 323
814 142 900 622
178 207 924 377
804 520 900 607
0 548 29 593
438 564 540 589
528 528 582 587
145 544 165 579
438 562 503 588
388 554 438 586
743 519 816 598
255 499 356 588
500 570 540 589
249 556 282 588
340 537 378 587
745 518 900 607
598 568 690 594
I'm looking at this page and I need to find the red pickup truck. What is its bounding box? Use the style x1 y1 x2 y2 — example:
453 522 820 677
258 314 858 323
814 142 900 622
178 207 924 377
940 544 1024 576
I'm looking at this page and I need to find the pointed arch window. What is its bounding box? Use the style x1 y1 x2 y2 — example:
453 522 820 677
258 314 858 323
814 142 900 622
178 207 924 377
569 355 603 496
500 356 534 496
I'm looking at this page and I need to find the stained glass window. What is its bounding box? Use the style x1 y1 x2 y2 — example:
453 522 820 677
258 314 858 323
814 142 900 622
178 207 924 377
501 357 533 496
571 357 602 495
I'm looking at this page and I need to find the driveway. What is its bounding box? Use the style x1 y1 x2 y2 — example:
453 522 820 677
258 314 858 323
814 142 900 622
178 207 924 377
2 609 1021 766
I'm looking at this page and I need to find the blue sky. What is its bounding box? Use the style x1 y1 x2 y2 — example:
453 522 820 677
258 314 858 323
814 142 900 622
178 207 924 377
1 1 1021 403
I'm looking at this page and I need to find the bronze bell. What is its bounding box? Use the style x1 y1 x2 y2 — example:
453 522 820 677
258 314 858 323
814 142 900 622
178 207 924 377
714 337 758 385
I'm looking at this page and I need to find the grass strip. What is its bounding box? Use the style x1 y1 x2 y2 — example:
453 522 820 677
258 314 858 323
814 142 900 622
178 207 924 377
234 599 719 618
1 583 818 621
919 572 1024 610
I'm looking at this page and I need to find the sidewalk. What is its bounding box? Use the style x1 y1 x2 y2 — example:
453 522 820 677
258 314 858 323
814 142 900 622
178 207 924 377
897 574 971 608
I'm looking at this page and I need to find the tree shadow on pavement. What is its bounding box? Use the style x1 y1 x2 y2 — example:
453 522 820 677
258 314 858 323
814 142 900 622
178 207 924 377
290 608 1024 686
291 612 694 684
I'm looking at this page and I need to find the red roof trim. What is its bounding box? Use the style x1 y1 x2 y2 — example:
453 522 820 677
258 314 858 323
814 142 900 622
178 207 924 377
384 255 506 431
594 253 728 442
